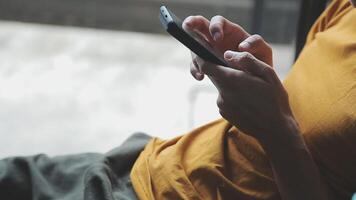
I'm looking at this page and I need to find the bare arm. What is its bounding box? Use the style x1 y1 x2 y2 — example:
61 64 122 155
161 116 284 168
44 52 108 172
261 118 331 200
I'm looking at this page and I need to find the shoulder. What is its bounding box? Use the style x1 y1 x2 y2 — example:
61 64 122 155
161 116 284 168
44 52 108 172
306 0 353 44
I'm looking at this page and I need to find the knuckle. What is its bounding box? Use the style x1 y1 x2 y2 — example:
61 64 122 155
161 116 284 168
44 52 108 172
211 15 224 21
239 52 253 62
250 34 272 52
249 34 269 49
251 34 263 42
248 34 264 48
195 15 205 21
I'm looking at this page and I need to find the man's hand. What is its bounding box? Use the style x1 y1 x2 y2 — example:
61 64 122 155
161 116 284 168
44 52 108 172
183 15 273 81
183 15 292 143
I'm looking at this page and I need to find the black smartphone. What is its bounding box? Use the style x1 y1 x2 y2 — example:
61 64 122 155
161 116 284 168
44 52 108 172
159 6 229 67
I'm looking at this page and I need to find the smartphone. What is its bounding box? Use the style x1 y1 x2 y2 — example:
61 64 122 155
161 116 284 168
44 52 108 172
159 6 229 67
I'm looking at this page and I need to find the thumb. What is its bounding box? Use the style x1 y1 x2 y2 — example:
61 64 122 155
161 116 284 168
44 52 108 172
224 50 277 84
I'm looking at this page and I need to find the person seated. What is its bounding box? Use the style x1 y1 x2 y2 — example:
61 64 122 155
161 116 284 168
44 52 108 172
0 0 355 199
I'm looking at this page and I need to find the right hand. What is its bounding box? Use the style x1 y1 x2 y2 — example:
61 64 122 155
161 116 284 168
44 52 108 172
182 15 273 80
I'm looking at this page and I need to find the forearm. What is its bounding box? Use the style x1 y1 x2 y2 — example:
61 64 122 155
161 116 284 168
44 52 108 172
261 118 332 200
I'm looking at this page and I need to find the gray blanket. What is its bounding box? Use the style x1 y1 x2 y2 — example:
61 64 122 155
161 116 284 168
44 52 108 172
0 133 151 200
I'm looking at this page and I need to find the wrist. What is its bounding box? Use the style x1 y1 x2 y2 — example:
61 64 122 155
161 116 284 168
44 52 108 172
260 115 306 155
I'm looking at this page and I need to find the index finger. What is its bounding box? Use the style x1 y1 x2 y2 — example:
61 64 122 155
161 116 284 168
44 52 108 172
183 16 214 42
209 15 250 43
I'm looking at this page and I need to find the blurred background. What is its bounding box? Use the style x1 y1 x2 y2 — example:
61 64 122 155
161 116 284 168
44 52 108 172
0 0 299 158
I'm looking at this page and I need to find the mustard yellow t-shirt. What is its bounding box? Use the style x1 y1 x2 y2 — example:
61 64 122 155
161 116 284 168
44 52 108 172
130 0 356 199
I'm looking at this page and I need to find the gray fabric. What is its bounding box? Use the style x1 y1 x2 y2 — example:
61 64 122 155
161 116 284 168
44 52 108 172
0 133 152 200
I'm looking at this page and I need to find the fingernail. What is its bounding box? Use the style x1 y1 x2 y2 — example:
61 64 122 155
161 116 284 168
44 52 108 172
224 51 234 60
239 41 250 49
213 32 222 41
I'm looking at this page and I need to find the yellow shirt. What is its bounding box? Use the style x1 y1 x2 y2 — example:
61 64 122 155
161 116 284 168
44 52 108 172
131 0 356 199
